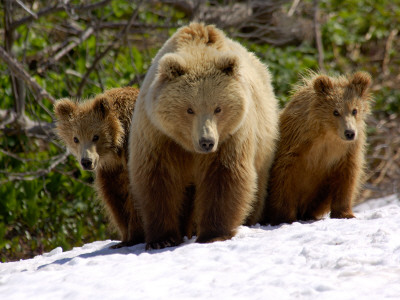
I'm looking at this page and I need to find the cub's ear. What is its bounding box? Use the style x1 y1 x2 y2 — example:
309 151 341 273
216 55 238 76
93 96 111 118
313 75 333 97
158 53 186 81
350 71 371 97
54 99 76 120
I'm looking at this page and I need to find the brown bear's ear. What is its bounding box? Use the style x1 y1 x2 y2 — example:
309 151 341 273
158 54 186 81
216 55 238 76
93 96 110 118
313 75 333 97
350 71 371 97
54 99 76 120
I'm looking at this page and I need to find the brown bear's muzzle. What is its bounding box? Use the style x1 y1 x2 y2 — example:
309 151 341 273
198 137 215 153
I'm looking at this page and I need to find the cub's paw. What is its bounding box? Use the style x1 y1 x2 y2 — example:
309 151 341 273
146 238 181 250
330 211 355 219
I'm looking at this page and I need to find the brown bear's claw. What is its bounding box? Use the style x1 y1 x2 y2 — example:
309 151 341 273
110 240 139 249
145 238 180 250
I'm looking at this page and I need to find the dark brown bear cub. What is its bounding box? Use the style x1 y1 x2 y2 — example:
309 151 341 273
263 72 372 225
54 87 144 248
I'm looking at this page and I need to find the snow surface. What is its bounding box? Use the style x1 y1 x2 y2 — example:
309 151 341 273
1 194 400 300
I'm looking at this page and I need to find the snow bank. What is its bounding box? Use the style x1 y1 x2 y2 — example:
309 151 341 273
1 194 399 300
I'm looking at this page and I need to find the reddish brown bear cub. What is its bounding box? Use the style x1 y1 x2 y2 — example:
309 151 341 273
128 23 279 250
263 72 372 225
54 87 144 247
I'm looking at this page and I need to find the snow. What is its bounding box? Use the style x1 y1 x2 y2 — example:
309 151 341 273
1 194 400 300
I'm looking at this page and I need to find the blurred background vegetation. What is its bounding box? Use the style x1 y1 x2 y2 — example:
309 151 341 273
0 0 399 262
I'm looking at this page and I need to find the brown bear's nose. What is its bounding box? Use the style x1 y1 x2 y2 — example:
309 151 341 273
344 130 355 140
81 158 93 169
199 138 215 152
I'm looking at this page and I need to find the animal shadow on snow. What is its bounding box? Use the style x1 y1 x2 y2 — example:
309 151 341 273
37 239 195 270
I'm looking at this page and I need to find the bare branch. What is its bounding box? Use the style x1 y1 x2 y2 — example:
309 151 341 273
15 0 38 19
382 29 399 76
0 108 55 139
0 150 70 185
313 0 325 72
0 148 36 162
54 27 95 63
10 0 112 30
288 0 301 16
76 0 144 97
0 46 55 103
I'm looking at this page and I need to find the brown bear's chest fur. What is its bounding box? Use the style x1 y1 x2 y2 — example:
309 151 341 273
295 132 358 211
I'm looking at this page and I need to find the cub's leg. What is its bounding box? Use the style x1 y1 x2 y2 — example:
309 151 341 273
329 159 357 219
262 160 299 225
96 165 144 247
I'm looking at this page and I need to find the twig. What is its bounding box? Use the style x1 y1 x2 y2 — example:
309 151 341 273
37 27 95 74
53 27 95 62
15 0 38 19
0 107 55 139
382 29 398 76
0 46 55 103
76 0 144 97
288 0 301 17
0 148 35 162
53 169 94 187
313 0 325 72
10 0 112 30
0 150 70 184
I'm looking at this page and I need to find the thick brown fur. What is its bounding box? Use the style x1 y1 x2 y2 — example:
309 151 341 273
263 72 372 225
54 87 144 247
128 23 279 250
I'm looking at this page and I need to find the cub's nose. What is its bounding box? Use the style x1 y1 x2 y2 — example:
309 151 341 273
81 158 93 170
199 138 215 152
344 130 355 141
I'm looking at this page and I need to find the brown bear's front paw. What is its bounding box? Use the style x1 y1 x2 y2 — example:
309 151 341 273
110 241 133 249
330 211 355 219
145 238 181 250
110 237 145 249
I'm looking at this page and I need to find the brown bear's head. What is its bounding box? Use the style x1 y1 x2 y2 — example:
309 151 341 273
147 50 248 154
311 71 372 142
54 95 124 170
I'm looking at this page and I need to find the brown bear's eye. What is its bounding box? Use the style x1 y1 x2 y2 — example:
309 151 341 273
352 109 357 116
333 110 340 117
187 108 194 114
73 137 79 143
214 107 221 114
92 135 99 142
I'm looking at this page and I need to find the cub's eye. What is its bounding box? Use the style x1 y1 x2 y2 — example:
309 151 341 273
214 107 221 114
352 109 357 116
333 110 340 117
73 137 79 143
187 108 194 114
92 135 99 142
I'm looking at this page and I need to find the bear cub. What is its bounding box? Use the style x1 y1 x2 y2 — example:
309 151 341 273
263 72 372 225
54 87 144 248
